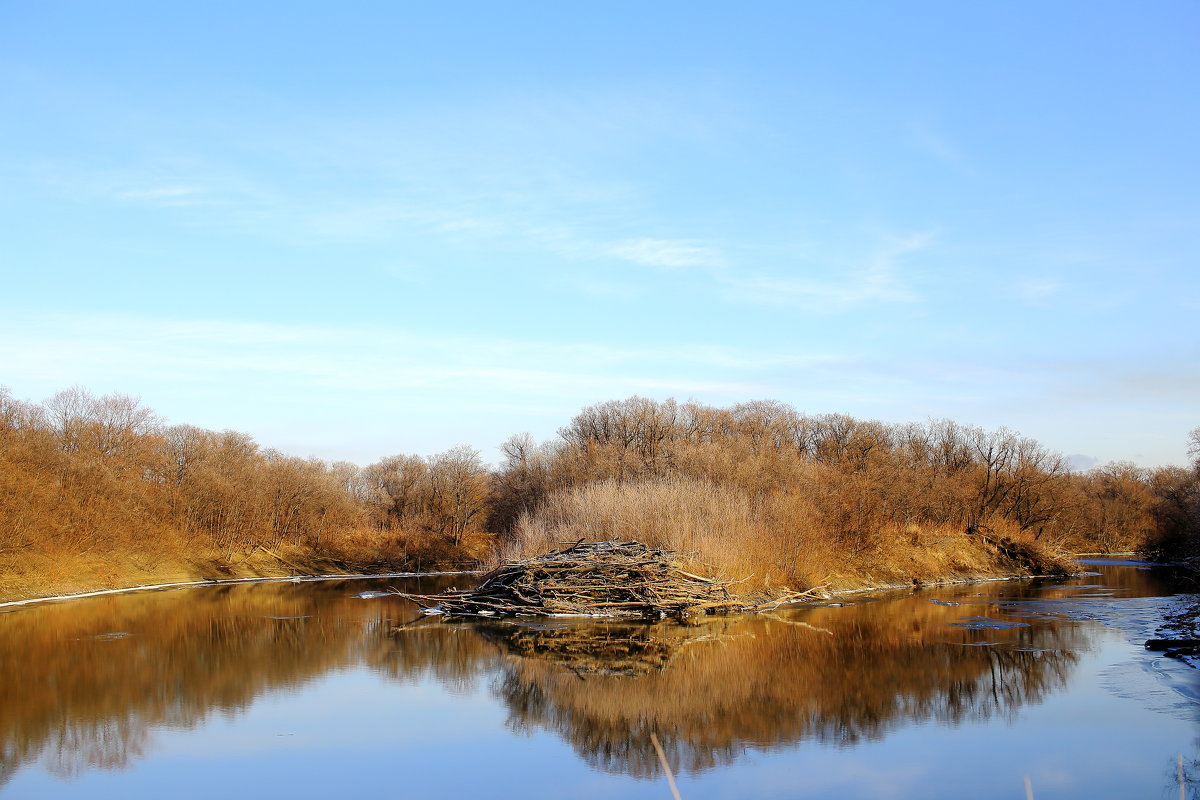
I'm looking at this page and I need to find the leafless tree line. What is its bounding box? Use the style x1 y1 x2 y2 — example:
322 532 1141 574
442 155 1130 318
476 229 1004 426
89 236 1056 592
0 386 491 571
1 388 1196 581
493 397 1199 557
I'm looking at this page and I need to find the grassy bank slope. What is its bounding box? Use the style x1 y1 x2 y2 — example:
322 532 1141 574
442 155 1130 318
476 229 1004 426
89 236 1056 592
0 533 428 603
503 476 1071 598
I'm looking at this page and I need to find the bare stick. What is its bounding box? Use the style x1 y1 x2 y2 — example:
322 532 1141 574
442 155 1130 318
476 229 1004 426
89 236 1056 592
649 732 683 800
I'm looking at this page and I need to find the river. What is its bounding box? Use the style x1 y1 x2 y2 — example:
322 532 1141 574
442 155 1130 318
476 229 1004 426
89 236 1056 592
0 560 1196 799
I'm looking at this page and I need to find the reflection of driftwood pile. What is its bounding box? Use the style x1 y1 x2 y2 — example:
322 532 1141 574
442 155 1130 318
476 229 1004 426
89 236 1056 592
477 620 717 676
393 540 814 619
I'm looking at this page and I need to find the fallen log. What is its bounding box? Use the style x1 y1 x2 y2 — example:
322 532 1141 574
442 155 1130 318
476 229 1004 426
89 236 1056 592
1145 638 1200 651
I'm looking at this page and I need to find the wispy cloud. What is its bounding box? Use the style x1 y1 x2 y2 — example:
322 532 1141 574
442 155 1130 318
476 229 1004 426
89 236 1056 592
908 120 972 173
1015 277 1063 307
3 311 1193 465
608 238 725 268
595 230 935 313
10 76 749 258
23 145 940 318
722 231 934 311
0 313 794 404
1065 454 1099 471
114 184 209 206
23 157 276 215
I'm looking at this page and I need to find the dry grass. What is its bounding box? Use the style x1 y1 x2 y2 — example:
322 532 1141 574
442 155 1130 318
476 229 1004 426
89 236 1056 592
505 477 1072 596
505 476 785 588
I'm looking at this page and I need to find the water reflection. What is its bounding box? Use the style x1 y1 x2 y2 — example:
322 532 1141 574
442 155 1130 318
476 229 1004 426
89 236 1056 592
475 619 711 676
488 596 1086 777
0 563 1187 790
0 576 459 784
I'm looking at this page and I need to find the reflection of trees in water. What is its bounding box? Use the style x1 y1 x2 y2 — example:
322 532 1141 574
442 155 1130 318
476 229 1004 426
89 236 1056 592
1078 560 1200 603
0 574 1102 788
0 575 467 784
368 620 502 695
489 594 1087 778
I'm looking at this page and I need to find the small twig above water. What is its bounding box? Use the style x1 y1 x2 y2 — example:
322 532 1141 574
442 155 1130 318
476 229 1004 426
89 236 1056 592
762 613 835 636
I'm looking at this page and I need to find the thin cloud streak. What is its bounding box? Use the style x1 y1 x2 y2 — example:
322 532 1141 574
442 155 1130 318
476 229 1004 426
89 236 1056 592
2 312 1192 466
609 238 725 268
114 184 210 205
1015 277 1063 307
908 120 973 173
0 313 791 401
20 141 934 317
721 231 934 311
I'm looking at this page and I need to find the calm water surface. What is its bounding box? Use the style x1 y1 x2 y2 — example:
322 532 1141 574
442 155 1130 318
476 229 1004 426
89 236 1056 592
1 561 1197 799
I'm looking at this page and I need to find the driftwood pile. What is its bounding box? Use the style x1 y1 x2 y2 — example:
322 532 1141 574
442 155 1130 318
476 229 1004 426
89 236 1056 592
391 540 819 620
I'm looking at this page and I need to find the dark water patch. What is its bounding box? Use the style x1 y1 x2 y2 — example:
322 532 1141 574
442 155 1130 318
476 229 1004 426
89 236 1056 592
1078 558 1164 568
949 616 1031 630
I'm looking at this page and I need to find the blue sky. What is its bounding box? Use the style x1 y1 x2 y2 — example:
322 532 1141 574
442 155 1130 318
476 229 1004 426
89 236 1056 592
1 1 1197 467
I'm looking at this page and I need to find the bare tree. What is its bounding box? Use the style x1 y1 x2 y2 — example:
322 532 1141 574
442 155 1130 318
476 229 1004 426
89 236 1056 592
427 446 490 547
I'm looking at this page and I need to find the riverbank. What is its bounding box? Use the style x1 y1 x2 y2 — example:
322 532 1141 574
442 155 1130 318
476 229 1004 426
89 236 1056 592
0 569 480 609
0 541 476 605
0 563 1070 612
1 530 1076 609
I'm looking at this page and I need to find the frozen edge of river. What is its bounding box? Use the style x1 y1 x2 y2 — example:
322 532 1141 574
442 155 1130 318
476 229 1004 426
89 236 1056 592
0 567 1086 611
0 557 1147 614
0 570 483 609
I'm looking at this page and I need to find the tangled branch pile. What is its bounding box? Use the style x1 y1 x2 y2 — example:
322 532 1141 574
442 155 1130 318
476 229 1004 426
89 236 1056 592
392 540 817 619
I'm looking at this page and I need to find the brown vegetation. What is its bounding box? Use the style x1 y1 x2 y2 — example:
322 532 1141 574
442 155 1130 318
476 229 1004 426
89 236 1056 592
496 399 1084 591
1139 427 1200 563
0 386 492 600
1 386 1195 601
